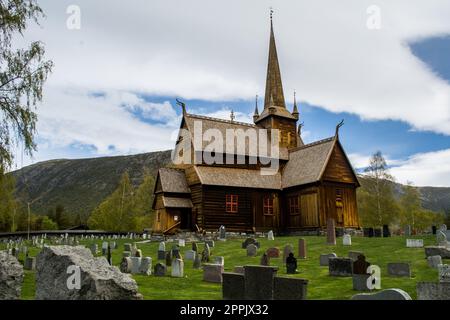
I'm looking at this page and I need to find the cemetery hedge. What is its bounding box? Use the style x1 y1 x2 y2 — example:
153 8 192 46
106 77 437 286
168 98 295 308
1 235 438 300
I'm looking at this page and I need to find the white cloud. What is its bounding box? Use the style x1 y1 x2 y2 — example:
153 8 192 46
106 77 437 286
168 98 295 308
21 0 450 135
390 149 450 187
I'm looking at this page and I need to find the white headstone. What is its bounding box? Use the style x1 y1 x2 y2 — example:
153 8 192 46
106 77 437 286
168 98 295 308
184 250 196 261
139 257 152 275
171 259 184 277
178 239 186 247
343 234 352 246
406 239 424 248
268 230 275 241
131 257 142 274
158 242 166 251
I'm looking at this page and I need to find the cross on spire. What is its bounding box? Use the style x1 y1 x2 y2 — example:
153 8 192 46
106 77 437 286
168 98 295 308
230 110 235 122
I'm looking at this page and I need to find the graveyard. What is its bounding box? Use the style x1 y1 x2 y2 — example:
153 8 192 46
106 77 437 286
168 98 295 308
0 232 443 300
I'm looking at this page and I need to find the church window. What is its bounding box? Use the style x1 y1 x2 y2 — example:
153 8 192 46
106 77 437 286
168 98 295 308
226 194 239 213
263 195 274 215
289 196 300 215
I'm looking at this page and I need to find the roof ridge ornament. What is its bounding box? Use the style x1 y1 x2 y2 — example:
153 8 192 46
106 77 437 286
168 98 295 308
176 98 187 115
335 119 344 138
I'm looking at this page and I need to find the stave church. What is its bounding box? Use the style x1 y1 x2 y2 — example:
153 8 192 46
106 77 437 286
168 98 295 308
152 16 360 234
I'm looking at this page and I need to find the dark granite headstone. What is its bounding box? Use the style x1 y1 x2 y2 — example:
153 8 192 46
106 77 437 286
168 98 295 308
335 228 344 238
353 254 370 275
154 263 167 276
244 265 278 300
286 253 297 274
192 242 198 252
165 251 172 267
260 253 270 266
368 228 374 238
353 274 371 291
432 226 437 235
329 257 353 277
273 277 308 300
157 250 166 260
374 228 382 237
242 238 260 249
222 272 245 300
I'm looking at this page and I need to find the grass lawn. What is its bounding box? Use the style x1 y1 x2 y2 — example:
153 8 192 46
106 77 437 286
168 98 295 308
1 235 439 300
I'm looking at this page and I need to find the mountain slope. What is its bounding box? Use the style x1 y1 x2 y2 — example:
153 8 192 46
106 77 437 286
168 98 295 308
10 150 450 222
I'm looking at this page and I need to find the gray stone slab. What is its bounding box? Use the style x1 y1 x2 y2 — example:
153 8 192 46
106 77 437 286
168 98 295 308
351 289 412 300
273 277 308 300
244 265 278 300
329 257 353 277
387 262 411 277
222 272 245 300
417 282 450 300
320 253 337 266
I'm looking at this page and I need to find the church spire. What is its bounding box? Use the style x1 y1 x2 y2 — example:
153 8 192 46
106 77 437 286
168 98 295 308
253 94 259 122
292 90 299 119
263 9 286 110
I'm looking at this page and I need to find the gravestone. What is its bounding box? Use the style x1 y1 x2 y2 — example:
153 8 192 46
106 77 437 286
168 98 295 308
320 253 337 266
267 230 275 241
260 253 270 266
139 257 152 275
203 263 224 283
193 254 202 269
135 249 142 258
425 246 450 258
205 240 215 248
348 251 364 262
432 226 437 235
406 239 424 248
353 254 370 274
192 242 198 252
212 256 224 266
24 256 36 271
244 265 278 300
178 239 186 247
124 243 132 252
130 257 142 274
36 246 142 300
123 251 131 258
427 255 442 269
109 241 117 250
387 262 411 277
383 225 391 237
171 245 180 258
298 238 307 259
222 272 245 300
326 218 336 245
353 274 371 291
335 228 344 238
438 264 450 283
0 252 23 300
368 228 374 238
266 247 280 258
273 277 308 300
437 231 448 246
171 259 184 278
219 226 226 240
404 225 412 237
201 244 211 262
417 282 450 300
184 250 196 261
154 263 167 276
282 244 294 263
246 244 258 257
329 257 353 277
102 242 108 255
286 253 298 274
343 234 352 246
242 238 260 249
165 251 173 267
351 289 411 300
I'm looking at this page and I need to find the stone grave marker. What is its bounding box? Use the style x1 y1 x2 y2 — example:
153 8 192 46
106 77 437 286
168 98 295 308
352 254 371 291
124 243 132 252
387 262 411 277
213 256 224 265
351 289 411 300
329 257 353 277
205 240 215 248
184 250 196 261
139 257 152 275
165 251 173 267
383 225 391 237
244 265 278 300
192 242 198 252
320 253 337 266
282 244 294 263
425 246 450 258
178 239 185 247
286 253 297 274
219 226 226 240
102 242 108 255
247 244 258 257
273 277 308 300
406 239 423 248
404 225 412 236
348 251 364 262
203 263 224 283
222 272 245 300
438 264 450 283
260 253 270 266
242 238 259 249
267 230 275 241
417 282 450 300
266 247 280 258
154 263 167 276
427 255 442 269
130 257 142 274
171 259 184 278
374 228 382 237
193 254 202 269
343 234 352 246
0 252 23 300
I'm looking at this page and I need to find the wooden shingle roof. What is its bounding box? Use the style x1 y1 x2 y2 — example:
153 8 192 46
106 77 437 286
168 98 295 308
162 196 193 208
282 137 336 188
158 168 190 193
194 166 282 190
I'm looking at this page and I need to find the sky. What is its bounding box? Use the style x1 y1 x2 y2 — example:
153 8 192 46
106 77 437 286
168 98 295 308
11 0 450 187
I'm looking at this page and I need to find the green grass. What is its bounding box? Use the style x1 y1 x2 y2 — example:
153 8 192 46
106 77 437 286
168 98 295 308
1 235 439 300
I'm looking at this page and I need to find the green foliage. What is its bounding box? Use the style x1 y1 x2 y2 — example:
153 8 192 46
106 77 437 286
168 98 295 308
0 0 53 169
0 171 17 231
88 171 154 232
39 215 57 230
47 204 72 229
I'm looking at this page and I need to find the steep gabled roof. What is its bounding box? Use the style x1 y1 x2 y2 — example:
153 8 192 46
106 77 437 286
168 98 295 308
156 168 190 194
282 137 336 188
194 166 282 190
